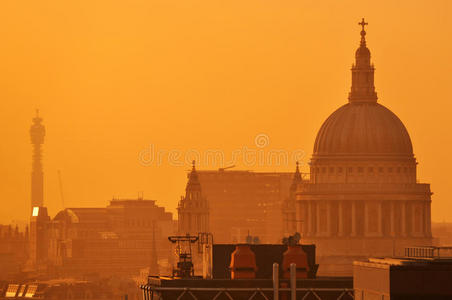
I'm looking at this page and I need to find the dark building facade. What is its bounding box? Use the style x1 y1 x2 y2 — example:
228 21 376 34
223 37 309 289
354 248 452 299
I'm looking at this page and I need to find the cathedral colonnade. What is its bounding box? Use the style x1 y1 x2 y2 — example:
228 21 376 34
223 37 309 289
297 198 432 239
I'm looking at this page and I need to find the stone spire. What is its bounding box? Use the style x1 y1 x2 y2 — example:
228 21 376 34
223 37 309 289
283 162 301 235
293 161 302 183
348 18 378 103
290 162 302 198
30 110 45 208
185 160 201 198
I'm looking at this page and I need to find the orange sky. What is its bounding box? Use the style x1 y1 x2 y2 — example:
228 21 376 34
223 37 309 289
0 0 451 223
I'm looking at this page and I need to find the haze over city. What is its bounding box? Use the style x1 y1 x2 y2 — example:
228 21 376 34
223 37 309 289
0 0 451 224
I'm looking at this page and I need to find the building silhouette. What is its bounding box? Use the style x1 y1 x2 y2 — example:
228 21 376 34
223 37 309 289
0 225 28 280
29 207 50 274
296 19 432 275
178 163 308 243
25 112 177 280
177 161 209 235
28 112 50 273
46 198 174 278
29 110 45 209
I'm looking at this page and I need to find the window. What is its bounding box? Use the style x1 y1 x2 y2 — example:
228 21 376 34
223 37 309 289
329 167 334 173
388 167 393 173
32 207 39 217
6 284 19 297
358 167 363 173
368 167 374 173
338 167 343 173
348 167 353 173
379 167 384 173
25 285 38 298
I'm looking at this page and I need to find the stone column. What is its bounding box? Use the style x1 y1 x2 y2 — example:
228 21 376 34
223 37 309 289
364 202 369 237
401 201 406 237
425 201 432 237
411 203 417 236
351 201 356 237
316 202 320 236
390 201 395 237
326 202 331 237
377 201 383 237
195 214 199 232
301 204 306 235
296 203 304 236
338 201 343 237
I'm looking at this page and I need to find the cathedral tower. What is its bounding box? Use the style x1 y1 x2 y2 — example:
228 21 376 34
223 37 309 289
178 161 209 235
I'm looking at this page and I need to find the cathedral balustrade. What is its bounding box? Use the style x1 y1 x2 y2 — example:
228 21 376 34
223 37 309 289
298 182 431 194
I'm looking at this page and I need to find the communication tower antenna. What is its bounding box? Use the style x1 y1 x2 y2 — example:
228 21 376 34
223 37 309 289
57 170 65 209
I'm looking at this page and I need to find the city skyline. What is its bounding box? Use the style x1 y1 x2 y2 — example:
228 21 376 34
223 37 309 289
0 0 451 223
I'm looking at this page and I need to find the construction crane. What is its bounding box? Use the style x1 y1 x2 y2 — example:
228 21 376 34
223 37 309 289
219 165 235 171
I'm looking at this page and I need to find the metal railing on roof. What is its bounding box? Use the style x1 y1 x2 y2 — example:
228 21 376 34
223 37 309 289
405 246 452 259
141 263 354 300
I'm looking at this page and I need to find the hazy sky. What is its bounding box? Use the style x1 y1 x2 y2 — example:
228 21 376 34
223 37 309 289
0 0 451 223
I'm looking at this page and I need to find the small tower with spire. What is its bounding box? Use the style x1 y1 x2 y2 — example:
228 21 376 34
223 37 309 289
30 110 46 208
283 162 302 235
348 18 378 103
177 161 209 235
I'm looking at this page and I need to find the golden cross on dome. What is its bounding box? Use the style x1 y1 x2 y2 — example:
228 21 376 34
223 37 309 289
359 18 368 31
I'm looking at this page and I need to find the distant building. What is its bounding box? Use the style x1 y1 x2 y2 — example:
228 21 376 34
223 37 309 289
24 112 177 279
0 225 28 280
46 198 175 278
178 163 308 243
297 20 433 276
0 278 140 299
29 207 50 273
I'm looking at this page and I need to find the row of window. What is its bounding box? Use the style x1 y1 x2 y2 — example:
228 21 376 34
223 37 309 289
313 166 414 174
125 220 158 227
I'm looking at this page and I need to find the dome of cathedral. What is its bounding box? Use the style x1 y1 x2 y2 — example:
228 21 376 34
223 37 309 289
313 102 413 158
312 19 414 160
